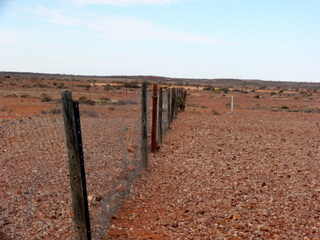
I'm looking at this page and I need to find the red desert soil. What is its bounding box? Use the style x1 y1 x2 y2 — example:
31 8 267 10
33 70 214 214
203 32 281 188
108 109 320 239
1 77 320 239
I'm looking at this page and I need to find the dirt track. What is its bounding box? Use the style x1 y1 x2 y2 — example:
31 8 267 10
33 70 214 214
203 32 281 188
108 109 320 239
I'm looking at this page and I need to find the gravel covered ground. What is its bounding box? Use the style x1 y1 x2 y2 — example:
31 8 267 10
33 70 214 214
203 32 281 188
108 109 320 239
1 80 320 239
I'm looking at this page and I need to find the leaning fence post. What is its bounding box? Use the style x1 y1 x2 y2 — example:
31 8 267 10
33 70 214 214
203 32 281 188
151 84 158 152
61 90 91 240
141 82 148 169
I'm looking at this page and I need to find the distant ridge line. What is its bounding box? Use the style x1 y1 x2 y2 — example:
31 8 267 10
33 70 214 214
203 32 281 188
0 71 319 86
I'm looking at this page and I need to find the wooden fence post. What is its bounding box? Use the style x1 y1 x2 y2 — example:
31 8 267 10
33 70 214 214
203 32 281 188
141 82 148 169
151 84 158 152
61 90 91 240
179 89 187 112
171 88 176 122
157 87 163 143
175 89 179 118
167 88 171 126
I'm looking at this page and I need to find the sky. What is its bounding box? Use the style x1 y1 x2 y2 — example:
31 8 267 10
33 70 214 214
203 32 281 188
0 0 319 82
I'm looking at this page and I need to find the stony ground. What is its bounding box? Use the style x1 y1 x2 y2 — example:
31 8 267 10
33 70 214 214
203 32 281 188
108 109 320 240
1 77 320 239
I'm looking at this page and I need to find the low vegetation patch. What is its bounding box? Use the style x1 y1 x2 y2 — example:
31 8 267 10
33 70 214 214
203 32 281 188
79 96 96 105
40 93 53 102
0 106 9 112
41 108 61 115
123 81 140 88
81 110 100 118
203 85 215 91
187 103 199 107
5 93 19 98
212 109 220 115
115 100 138 105
20 93 32 98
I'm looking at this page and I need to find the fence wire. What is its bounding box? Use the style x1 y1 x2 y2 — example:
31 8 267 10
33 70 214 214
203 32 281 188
0 87 171 239
0 109 72 239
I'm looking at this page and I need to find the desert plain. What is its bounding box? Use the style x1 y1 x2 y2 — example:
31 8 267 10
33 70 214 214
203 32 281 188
0 73 319 239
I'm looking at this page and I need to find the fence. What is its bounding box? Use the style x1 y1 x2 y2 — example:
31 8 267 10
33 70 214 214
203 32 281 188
0 84 186 239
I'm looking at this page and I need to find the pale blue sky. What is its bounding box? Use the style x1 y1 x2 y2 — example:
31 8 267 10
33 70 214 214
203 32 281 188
1 0 319 82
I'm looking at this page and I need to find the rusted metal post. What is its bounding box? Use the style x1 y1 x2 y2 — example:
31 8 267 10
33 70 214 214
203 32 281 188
151 84 158 152
61 90 91 240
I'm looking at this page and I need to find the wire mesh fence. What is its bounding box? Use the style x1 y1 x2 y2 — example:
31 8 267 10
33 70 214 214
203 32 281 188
0 109 72 239
0 86 175 239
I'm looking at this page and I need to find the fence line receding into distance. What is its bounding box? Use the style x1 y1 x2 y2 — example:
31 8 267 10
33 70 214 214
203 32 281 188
0 83 186 240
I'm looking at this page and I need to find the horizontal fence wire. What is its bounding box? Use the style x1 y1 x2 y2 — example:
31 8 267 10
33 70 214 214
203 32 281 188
0 86 172 239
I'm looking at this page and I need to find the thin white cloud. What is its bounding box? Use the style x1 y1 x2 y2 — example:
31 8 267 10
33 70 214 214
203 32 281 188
85 15 218 44
64 0 206 6
24 5 80 26
20 5 234 45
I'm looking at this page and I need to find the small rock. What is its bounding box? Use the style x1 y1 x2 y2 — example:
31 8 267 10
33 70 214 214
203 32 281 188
96 195 103 202
114 168 127 180
127 147 135 153
233 214 241 220
258 224 270 231
127 165 135 171
115 184 126 192
88 195 95 202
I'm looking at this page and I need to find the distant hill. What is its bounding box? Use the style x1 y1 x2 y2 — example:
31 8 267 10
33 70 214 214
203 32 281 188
1 71 319 91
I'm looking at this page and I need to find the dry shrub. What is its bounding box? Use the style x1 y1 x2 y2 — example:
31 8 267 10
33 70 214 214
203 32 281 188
81 110 99 118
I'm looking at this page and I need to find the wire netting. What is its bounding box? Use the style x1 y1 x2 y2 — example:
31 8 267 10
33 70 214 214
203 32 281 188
0 87 171 239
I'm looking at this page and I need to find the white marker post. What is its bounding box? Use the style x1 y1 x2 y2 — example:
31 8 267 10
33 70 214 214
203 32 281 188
231 95 234 113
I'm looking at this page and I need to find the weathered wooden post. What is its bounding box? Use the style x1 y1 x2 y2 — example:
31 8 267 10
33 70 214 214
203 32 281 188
151 84 158 152
179 89 187 112
157 87 163 143
61 91 91 240
141 82 148 169
183 89 187 102
171 88 176 122
167 88 171 127
175 89 179 118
